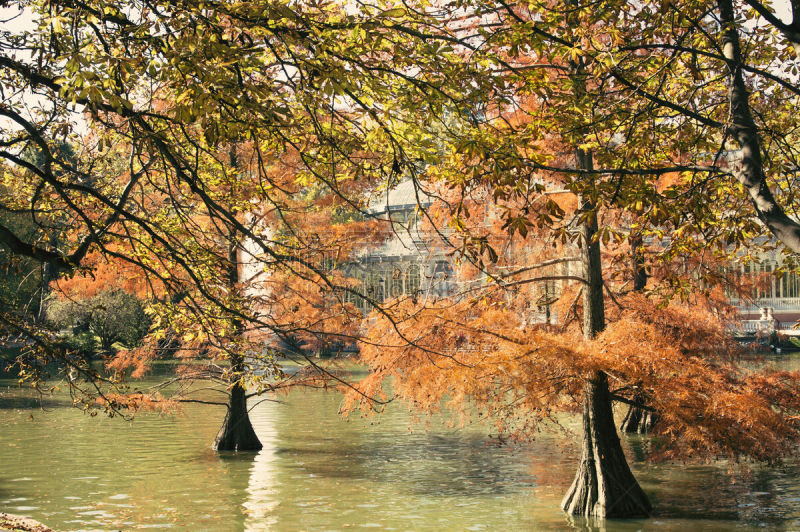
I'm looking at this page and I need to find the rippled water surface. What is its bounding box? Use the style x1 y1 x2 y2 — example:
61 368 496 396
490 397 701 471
2 357 800 530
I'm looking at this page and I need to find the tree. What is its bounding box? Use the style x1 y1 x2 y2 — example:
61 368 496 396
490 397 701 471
0 0 481 448
3 0 800 519
0 182 47 318
45 287 150 353
480 0 800 516
344 0 800 518
345 187 800 517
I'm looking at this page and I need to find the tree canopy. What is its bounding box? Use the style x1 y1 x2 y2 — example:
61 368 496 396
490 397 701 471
1 0 800 520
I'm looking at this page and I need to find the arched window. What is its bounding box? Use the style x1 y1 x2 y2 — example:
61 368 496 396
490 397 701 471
391 268 404 297
407 265 421 295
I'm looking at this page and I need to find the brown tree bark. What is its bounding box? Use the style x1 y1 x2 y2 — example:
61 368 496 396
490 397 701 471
619 392 658 434
212 380 262 451
630 235 647 293
619 238 657 433
213 229 262 451
561 149 651 518
562 372 652 517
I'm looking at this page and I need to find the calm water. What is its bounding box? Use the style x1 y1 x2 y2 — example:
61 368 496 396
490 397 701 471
2 358 800 531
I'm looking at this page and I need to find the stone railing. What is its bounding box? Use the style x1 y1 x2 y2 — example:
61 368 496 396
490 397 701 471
730 297 800 312
735 320 796 333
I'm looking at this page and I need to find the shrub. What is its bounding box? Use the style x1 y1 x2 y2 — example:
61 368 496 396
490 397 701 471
45 289 151 353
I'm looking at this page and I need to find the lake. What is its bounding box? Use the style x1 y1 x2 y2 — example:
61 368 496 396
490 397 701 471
2 357 800 530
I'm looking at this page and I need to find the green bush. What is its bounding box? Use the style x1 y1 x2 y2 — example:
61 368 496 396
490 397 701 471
46 289 151 353
62 330 99 358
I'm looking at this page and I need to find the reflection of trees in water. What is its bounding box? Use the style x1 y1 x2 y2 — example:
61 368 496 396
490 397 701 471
3 384 800 529
635 461 800 524
242 399 281 530
244 391 539 502
0 393 71 410
617 397 800 526
240 390 544 530
557 460 800 530
246 392 772 528
242 448 280 530
276 433 538 498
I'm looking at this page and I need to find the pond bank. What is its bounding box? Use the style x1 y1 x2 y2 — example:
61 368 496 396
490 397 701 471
0 513 53 532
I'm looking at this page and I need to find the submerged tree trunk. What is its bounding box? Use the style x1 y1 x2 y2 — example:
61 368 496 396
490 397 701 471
213 223 262 452
620 240 655 433
561 150 651 518
619 393 658 434
212 381 262 451
562 372 652 518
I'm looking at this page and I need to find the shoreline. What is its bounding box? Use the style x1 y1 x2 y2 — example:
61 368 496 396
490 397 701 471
0 513 54 532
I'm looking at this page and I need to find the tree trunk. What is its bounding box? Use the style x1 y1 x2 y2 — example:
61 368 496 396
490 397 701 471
212 382 262 451
717 0 800 254
36 234 60 323
562 372 652 518
630 235 647 293
213 228 262 452
620 238 655 433
561 150 651 518
619 397 643 434
619 393 658 434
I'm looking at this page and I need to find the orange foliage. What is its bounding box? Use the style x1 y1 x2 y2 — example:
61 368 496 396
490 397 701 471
51 250 160 300
346 290 800 463
106 346 156 379
95 392 178 415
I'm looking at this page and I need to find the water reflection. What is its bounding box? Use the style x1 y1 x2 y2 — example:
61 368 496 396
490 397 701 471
243 401 280 530
3 364 800 530
237 389 545 530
